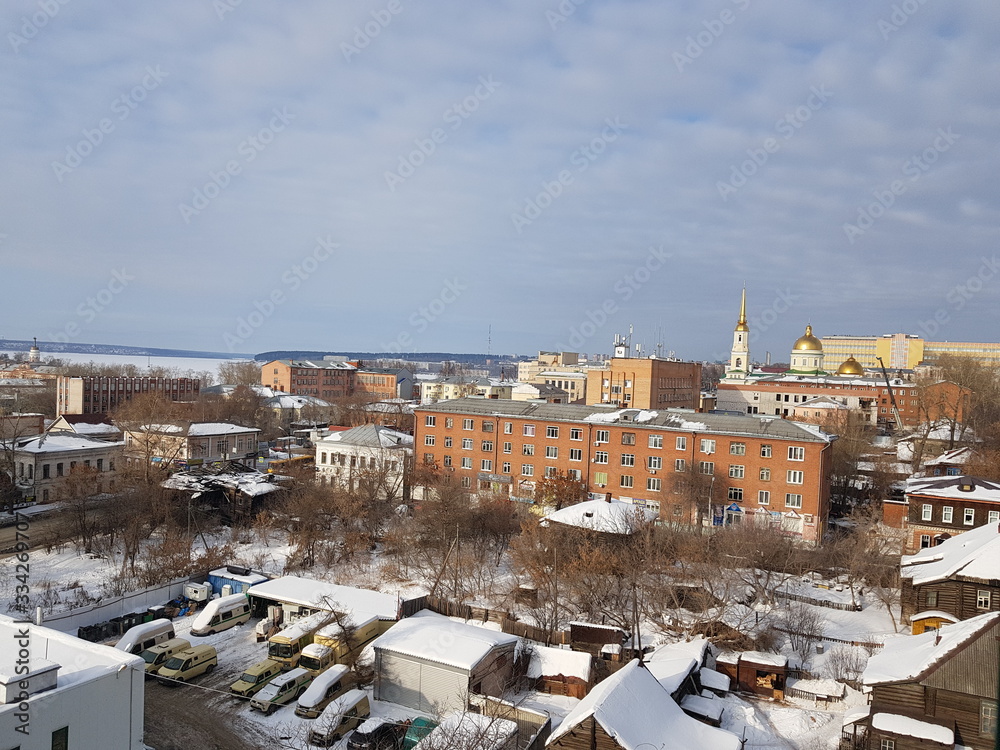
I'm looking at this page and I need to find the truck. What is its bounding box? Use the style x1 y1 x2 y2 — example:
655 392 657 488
313 614 382 664
267 611 335 670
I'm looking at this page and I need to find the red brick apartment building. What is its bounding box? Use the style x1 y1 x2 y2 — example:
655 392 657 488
585 357 702 410
354 370 399 401
261 359 356 399
415 399 834 544
56 375 200 415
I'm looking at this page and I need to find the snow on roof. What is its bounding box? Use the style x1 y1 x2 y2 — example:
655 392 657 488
908 611 959 624
541 499 657 535
906 475 1000 504
162 470 284 497
680 693 724 722
264 394 331 409
699 668 730 692
842 706 871 727
795 397 848 409
871 713 954 746
863 612 1000 685
319 424 413 448
246 576 400 620
372 610 518 670
647 637 710 665
208 567 269 586
646 657 697 695
416 712 518 750
900 521 1000 585
924 447 973 466
187 422 260 436
527 645 591 681
548 660 741 750
739 651 788 668
297 664 350 709
14 433 124 453
786 677 845 698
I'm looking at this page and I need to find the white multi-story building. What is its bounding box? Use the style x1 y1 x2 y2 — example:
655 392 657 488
11 433 125 503
315 424 413 500
0 614 145 749
122 422 260 470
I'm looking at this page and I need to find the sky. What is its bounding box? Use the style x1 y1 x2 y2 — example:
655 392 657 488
2 1 999 362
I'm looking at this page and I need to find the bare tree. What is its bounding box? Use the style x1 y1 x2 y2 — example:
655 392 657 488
217 360 262 386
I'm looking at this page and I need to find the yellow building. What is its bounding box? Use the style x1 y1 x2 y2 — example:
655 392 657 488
821 334 1000 371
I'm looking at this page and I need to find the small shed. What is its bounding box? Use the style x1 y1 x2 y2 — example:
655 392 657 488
372 611 519 715
680 694 725 727
735 651 788 700
207 566 268 596
528 645 592 699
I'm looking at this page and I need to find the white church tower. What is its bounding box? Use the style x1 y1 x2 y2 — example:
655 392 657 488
726 289 750 380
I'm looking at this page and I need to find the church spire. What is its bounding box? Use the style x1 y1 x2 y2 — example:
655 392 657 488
735 287 748 332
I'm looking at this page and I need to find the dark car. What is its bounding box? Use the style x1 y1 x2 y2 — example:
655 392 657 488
346 718 404 750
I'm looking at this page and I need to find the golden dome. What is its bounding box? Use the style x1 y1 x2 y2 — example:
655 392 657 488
836 356 864 376
792 325 822 352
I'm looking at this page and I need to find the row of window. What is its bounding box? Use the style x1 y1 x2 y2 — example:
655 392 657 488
920 503 999 526
18 458 114 479
923 589 993 610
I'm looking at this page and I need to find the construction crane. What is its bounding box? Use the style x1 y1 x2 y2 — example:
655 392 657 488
875 356 904 431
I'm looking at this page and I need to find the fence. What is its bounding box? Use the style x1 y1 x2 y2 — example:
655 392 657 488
477 696 551 750
773 626 882 651
417 594 572 645
775 589 862 612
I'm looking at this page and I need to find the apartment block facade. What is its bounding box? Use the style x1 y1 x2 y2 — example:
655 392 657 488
904 475 1000 553
56 375 200 415
415 399 833 544
822 333 1000 370
261 359 356 400
586 357 702 410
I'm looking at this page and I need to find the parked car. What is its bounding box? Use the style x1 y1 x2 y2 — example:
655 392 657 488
250 667 313 715
139 638 191 676
230 659 283 697
307 689 370 746
156 645 218 684
347 718 406 750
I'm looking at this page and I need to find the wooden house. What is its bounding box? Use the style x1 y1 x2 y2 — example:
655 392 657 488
900 521 1000 633
841 612 999 750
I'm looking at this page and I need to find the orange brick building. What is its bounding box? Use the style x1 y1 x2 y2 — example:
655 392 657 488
260 359 356 400
585 357 702 410
354 370 400 401
415 398 834 544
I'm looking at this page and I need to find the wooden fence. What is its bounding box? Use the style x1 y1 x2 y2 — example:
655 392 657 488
775 589 863 612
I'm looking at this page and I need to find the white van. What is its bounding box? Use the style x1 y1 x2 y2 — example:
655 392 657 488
156 644 218 684
307 689 370 746
139 638 191 675
250 667 313 714
190 593 251 636
115 618 175 655
295 664 353 718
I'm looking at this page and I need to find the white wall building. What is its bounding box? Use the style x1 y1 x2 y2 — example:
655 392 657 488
0 613 144 749
11 433 125 503
315 424 412 499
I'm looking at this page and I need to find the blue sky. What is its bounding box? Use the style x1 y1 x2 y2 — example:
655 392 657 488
2 0 998 360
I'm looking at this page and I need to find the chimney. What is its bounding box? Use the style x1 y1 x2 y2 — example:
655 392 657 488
605 492 612 503
934 632 941 646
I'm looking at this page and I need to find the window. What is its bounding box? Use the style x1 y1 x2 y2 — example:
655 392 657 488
648 456 662 470
570 428 583 441
463 419 474 430
443 455 452 467
787 470 804 485
699 461 714 475
620 475 634 488
675 458 686 472
546 426 559 438
481 459 493 472
462 438 473 450
446 418 454 428
56 462 63 477
647 477 661 491
545 467 558 478
594 471 608 485
522 444 535 456
460 476 472 488
570 448 583 461
760 467 771 481
990 510 1000 524
594 451 609 464
502 461 511 473
965 508 976 525
621 432 636 445
785 493 802 509
482 421 494 433
730 442 746 455
942 506 953 523
926 591 938 608
621 454 635 467
545 446 558 458
481 440 494 452
676 436 687 450
788 446 805 461
920 534 932 548
729 465 745 479
444 436 453 448
503 442 512 454
503 422 513 434
982 699 998 737
52 727 69 750
648 434 663 449
424 435 435 446
921 503 933 521
728 487 743 501
879 740 894 750
424 415 436 427
568 469 582 480
758 490 770 505
596 429 610 444
42 464 50 479
760 444 772 458
700 439 716 454
461 457 472 469
521 464 534 476
977 590 991 609
523 424 536 436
